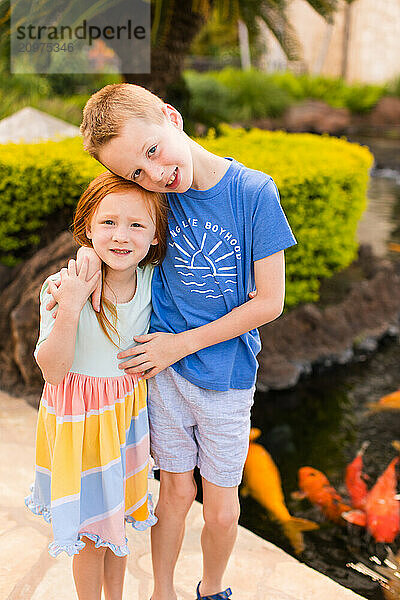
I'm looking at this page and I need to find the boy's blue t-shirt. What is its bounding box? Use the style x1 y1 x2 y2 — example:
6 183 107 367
150 158 297 391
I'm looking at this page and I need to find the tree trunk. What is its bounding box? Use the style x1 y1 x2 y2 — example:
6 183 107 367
341 1 353 80
313 22 333 74
112 2 205 110
238 19 251 70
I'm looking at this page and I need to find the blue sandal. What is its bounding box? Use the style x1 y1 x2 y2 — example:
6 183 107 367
196 581 232 600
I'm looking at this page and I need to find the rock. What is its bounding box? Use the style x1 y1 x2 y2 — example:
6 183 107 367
354 335 378 353
246 98 400 140
283 100 351 135
193 123 209 137
367 97 400 127
0 231 78 391
0 264 14 293
245 117 276 131
258 256 400 391
256 354 303 392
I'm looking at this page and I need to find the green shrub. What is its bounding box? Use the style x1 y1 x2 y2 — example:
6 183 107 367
268 72 385 113
185 71 235 129
185 69 386 123
46 73 121 96
185 68 292 124
0 68 121 123
0 68 52 120
0 128 373 310
386 75 400 97
0 138 102 265
196 126 373 308
341 83 385 113
271 72 345 105
34 95 90 127
208 68 292 119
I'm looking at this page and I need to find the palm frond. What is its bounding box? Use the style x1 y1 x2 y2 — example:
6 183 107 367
303 0 338 22
258 3 302 61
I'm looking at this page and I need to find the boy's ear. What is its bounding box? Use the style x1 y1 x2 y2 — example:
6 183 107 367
162 104 183 130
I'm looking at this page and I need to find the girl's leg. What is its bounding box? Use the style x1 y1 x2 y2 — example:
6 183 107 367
151 470 197 600
199 478 240 597
72 538 107 600
103 548 127 600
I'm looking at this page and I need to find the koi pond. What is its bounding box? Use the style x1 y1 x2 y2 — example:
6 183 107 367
241 336 400 600
239 151 400 600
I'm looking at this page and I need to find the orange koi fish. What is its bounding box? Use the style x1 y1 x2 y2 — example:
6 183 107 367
369 390 400 412
294 467 351 523
388 242 400 253
242 428 318 554
365 456 399 543
345 442 369 511
343 456 400 543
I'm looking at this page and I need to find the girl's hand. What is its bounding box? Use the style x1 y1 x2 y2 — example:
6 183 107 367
48 258 101 316
47 247 102 313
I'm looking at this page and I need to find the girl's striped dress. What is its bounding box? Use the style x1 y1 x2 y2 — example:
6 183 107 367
25 265 157 557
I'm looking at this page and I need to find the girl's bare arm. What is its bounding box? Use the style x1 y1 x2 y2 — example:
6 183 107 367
36 259 101 385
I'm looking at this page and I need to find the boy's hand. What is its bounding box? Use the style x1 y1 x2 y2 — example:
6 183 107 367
117 290 257 378
47 247 102 312
48 258 101 316
77 247 102 312
117 332 186 379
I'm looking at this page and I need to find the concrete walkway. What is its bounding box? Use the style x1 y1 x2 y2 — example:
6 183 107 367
0 391 365 600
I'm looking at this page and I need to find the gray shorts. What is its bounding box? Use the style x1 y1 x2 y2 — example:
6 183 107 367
147 367 255 487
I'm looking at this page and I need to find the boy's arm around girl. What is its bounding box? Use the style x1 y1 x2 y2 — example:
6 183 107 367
66 247 286 379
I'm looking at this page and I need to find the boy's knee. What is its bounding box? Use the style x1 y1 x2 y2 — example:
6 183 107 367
159 472 197 512
203 504 240 531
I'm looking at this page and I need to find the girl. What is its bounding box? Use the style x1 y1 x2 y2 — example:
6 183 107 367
25 171 168 600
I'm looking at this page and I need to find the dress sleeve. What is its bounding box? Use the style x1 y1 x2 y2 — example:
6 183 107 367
34 274 60 360
252 177 297 262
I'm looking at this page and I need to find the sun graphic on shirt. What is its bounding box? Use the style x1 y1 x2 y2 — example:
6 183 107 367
170 233 237 299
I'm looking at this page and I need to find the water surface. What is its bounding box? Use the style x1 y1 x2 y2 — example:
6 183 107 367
241 337 400 600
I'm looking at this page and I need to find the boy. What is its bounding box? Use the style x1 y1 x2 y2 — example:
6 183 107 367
77 84 296 600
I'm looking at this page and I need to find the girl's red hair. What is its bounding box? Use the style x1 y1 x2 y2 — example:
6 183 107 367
72 171 168 345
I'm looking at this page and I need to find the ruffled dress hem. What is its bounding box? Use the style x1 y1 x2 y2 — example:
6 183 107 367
25 492 51 524
125 512 158 531
48 540 86 557
126 492 158 531
78 533 129 557
25 491 157 557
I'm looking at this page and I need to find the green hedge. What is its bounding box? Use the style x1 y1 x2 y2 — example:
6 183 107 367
268 71 385 113
0 127 373 308
197 126 373 308
0 138 103 265
184 68 387 128
185 69 292 128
